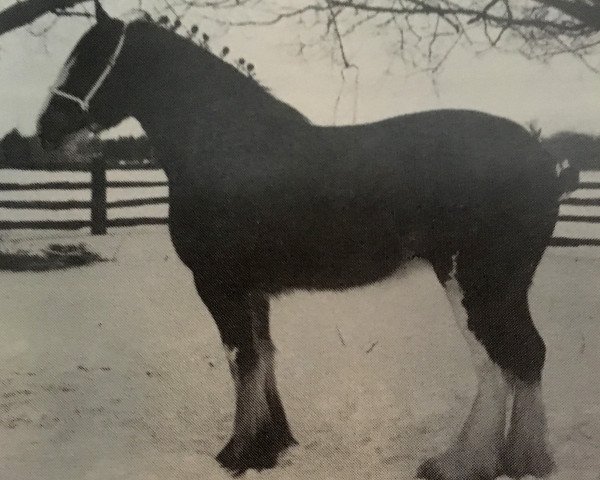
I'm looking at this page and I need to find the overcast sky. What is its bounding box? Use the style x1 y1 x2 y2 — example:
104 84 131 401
0 0 598 139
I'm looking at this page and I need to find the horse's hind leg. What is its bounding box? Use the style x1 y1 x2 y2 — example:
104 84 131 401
195 281 296 474
418 253 509 480
418 248 553 480
502 301 554 478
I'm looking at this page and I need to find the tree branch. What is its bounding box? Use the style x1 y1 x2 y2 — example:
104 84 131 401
538 0 600 29
0 0 90 37
326 1 587 32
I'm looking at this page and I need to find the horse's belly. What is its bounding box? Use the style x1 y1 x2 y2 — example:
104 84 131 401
281 251 415 292
261 226 420 293
167 197 440 293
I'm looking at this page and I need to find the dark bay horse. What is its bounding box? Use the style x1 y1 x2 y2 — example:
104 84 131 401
38 2 573 478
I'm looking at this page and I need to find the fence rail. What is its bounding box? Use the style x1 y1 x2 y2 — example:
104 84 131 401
1 164 600 247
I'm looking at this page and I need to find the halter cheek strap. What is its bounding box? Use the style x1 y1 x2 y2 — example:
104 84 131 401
51 22 129 112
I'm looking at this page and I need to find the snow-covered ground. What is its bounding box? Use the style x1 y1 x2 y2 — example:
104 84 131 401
0 227 598 480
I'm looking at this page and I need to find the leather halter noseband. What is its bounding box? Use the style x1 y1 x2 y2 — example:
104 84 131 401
51 22 128 112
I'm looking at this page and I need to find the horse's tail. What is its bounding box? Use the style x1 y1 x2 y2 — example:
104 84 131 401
556 159 579 196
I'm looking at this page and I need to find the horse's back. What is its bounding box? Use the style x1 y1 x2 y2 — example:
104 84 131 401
326 109 554 177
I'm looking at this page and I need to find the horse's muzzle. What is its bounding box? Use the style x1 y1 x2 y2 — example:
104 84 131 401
38 114 69 151
38 102 90 152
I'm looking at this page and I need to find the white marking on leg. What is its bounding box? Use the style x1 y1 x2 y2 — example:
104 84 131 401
236 339 273 438
226 340 274 448
511 381 547 443
446 257 505 385
431 254 510 477
505 379 554 476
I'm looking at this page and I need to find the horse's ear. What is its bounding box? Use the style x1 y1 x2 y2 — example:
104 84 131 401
94 0 111 24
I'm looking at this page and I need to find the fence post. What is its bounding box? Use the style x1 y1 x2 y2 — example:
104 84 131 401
90 155 107 235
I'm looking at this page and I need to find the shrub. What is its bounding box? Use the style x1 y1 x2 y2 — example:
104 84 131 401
0 243 105 272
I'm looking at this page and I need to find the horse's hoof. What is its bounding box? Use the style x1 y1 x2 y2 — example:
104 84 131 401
416 458 448 480
216 440 276 475
502 442 555 479
417 455 501 480
216 429 297 475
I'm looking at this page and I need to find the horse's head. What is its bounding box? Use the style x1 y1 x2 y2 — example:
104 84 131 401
38 1 150 150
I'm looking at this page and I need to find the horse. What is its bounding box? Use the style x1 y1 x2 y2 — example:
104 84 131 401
38 2 573 478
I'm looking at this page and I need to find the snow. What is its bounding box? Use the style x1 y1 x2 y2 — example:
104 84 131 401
0 227 598 479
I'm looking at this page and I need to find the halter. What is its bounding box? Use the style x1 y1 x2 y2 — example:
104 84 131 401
51 21 128 112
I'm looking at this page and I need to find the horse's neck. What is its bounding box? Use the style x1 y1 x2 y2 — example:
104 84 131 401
127 54 309 179
131 55 298 159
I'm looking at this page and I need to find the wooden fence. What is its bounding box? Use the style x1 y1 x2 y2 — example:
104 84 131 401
0 160 169 234
1 163 600 247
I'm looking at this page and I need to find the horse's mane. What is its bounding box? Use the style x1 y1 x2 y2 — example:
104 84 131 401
131 16 311 127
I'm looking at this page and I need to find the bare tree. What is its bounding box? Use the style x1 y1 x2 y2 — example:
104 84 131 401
221 0 600 72
0 0 599 71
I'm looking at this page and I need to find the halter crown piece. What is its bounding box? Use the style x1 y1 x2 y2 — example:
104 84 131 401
51 21 129 112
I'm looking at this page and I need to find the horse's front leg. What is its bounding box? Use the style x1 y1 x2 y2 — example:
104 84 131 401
195 280 296 474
